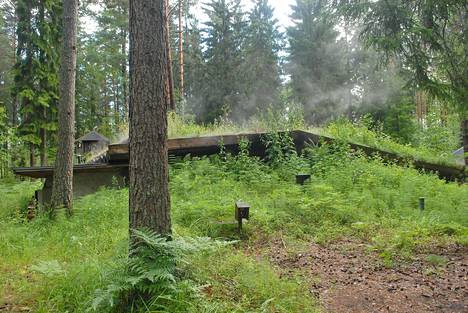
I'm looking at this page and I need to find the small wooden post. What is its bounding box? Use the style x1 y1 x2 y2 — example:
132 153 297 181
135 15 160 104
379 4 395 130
235 201 250 236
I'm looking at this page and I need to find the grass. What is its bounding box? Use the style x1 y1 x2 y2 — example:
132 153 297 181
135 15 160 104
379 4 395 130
0 184 128 312
1 140 467 312
166 112 463 170
318 119 462 168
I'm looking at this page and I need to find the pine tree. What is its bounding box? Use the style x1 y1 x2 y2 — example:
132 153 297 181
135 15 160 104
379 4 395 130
178 0 185 101
50 0 78 215
128 0 172 240
287 0 349 124
164 0 176 111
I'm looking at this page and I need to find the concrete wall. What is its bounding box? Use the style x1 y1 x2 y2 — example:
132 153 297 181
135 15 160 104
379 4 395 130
37 168 128 205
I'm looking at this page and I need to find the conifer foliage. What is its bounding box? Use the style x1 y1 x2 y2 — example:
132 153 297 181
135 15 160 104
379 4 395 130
287 0 349 124
13 0 61 166
197 0 246 122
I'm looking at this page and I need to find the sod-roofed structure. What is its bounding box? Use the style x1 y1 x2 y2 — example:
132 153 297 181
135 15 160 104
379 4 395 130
13 131 466 205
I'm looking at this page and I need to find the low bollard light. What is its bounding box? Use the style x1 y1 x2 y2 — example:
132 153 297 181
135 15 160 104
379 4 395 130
296 174 311 185
235 201 250 236
419 197 425 211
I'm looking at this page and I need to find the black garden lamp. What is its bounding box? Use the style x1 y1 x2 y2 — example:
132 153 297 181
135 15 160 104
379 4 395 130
235 201 250 235
296 173 311 185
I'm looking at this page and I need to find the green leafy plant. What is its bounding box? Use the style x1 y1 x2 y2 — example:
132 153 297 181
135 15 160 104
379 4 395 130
263 132 296 167
222 137 270 183
90 229 231 312
322 118 460 166
31 260 65 277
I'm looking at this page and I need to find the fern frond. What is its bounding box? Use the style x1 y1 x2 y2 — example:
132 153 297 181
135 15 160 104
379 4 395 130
89 229 233 311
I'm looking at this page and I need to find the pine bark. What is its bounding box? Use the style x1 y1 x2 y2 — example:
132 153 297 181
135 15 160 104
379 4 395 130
40 127 48 166
121 27 128 121
129 0 172 238
39 3 48 167
50 0 78 214
462 119 468 166
29 143 36 167
415 90 427 125
11 8 17 126
113 76 119 125
164 0 176 111
178 0 184 99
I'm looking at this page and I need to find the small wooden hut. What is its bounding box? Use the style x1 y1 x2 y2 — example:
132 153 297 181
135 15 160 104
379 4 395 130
76 131 110 155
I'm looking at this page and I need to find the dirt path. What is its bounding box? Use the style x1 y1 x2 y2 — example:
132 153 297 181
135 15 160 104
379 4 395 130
258 238 467 313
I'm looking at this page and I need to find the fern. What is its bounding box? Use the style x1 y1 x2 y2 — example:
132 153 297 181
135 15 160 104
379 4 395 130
89 229 232 312
31 260 65 277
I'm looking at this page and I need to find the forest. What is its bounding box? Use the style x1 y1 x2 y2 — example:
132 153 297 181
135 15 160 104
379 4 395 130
0 0 467 312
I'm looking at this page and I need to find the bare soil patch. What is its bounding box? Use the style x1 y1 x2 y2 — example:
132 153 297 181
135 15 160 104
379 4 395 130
255 238 467 313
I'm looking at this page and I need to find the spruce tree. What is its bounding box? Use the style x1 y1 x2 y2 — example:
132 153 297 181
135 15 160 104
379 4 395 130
0 1 17 125
75 0 128 138
336 0 468 164
181 18 204 116
241 0 283 117
94 0 128 129
75 33 106 137
199 0 246 123
287 0 349 124
13 0 61 166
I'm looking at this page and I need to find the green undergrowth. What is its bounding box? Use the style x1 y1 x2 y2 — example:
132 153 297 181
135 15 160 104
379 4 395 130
167 106 305 139
167 112 462 170
171 142 467 254
1 140 467 312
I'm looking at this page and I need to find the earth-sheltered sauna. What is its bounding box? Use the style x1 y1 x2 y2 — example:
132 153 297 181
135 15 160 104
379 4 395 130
13 130 467 205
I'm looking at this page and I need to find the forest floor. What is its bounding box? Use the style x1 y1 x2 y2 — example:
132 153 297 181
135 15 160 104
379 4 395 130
248 236 468 313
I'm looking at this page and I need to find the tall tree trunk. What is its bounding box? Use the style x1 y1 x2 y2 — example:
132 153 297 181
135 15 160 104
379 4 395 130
24 2 34 165
113 75 120 126
11 7 18 126
344 16 352 109
415 90 427 126
164 0 176 111
102 79 109 124
30 143 36 167
40 113 48 167
121 27 128 122
40 97 48 167
39 1 48 167
50 0 78 215
178 0 184 100
11 2 18 127
462 119 468 166
129 0 172 241
11 99 17 126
